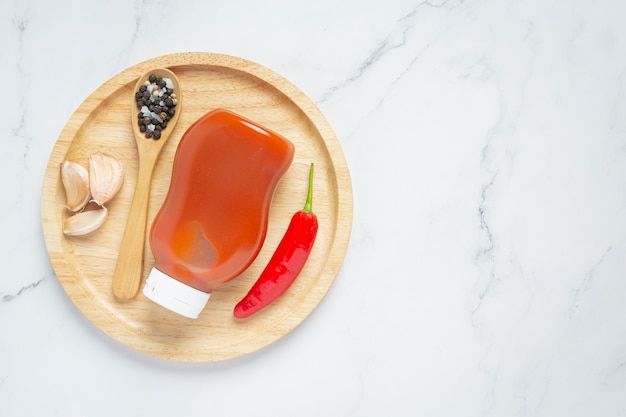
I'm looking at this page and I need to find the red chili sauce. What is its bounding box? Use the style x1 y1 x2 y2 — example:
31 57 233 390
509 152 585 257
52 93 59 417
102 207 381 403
149 108 294 293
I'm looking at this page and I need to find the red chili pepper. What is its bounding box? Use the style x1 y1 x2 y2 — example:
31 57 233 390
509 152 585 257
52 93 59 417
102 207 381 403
234 163 318 319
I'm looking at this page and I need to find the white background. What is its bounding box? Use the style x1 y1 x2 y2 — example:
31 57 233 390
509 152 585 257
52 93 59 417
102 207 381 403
2 0 626 416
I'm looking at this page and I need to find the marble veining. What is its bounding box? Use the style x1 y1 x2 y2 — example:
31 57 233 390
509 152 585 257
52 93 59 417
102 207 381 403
1 277 45 302
569 245 613 318
3 0 626 416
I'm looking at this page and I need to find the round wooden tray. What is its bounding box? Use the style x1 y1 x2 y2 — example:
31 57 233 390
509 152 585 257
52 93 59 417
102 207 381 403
41 53 353 362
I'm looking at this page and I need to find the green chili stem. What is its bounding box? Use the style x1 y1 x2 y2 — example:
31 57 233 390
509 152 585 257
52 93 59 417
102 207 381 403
303 163 314 213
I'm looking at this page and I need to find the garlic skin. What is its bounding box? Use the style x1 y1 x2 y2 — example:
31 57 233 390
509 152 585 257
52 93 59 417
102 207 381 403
60 161 91 212
62 206 108 236
89 152 124 206
60 152 124 237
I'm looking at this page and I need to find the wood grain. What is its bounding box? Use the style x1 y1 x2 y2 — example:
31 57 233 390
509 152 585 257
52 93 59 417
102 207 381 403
41 52 353 362
112 68 182 300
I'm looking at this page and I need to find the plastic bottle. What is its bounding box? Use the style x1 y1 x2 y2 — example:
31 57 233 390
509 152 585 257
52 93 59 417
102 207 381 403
143 108 294 318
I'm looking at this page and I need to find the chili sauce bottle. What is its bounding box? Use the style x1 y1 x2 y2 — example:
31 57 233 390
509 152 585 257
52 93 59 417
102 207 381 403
143 109 294 318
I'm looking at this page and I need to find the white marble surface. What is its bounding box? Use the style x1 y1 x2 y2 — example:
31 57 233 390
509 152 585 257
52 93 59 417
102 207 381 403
2 0 626 415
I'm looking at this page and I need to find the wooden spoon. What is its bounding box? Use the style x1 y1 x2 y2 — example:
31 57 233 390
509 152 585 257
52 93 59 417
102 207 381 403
112 68 182 300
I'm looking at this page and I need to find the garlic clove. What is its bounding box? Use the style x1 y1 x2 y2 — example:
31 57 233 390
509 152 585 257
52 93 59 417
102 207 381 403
89 152 124 206
60 161 91 212
63 206 108 236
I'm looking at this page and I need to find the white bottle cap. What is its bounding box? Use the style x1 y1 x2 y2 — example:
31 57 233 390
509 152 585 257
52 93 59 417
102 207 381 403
142 268 211 319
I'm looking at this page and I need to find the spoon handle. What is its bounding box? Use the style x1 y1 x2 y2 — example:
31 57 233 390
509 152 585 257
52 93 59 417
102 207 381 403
112 160 156 299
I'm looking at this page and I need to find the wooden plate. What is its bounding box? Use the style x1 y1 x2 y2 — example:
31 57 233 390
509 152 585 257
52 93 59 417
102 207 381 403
41 53 352 362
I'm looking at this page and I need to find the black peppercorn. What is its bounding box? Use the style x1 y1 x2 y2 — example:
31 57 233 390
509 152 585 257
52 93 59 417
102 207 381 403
136 73 177 140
